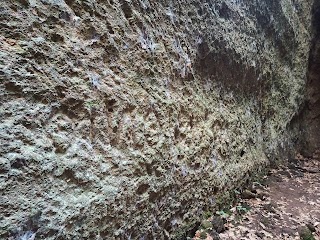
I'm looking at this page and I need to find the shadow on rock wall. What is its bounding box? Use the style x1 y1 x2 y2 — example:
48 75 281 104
301 1 320 154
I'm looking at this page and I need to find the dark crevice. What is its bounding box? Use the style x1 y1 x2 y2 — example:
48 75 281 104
301 1 320 154
119 0 133 20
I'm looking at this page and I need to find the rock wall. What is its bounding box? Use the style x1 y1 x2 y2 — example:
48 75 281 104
0 0 313 239
302 1 320 155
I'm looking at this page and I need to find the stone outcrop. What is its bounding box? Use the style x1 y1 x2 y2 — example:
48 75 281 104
0 0 314 239
302 1 320 155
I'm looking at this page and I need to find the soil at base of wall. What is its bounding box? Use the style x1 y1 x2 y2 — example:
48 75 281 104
194 151 320 240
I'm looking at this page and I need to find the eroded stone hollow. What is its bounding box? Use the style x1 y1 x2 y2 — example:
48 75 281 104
0 0 317 239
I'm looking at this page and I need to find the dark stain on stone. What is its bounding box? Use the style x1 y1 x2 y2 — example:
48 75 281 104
136 183 150 195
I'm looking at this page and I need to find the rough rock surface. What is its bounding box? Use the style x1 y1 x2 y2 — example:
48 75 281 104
302 1 320 154
0 0 314 239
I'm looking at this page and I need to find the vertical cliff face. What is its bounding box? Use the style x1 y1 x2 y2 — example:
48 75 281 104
302 1 320 154
0 0 313 239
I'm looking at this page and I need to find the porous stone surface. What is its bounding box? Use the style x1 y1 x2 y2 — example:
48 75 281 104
0 0 313 239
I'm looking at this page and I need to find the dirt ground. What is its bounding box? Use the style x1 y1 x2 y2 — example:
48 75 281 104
194 152 320 240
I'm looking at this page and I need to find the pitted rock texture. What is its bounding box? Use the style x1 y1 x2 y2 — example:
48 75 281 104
0 0 313 239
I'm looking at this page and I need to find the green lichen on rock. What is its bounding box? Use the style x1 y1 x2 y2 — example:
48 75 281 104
0 0 314 238
299 226 315 240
